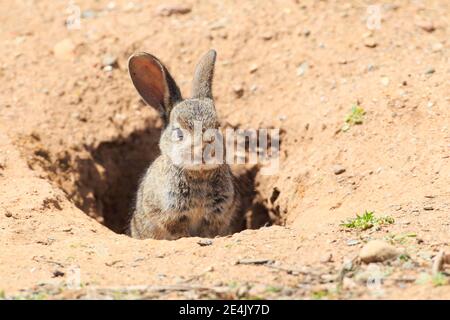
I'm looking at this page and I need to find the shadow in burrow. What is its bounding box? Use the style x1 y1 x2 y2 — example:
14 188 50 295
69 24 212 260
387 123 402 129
72 125 275 235
73 125 161 233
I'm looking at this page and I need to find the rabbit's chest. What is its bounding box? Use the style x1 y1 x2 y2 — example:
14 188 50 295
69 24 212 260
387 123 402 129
166 182 232 213
163 178 233 226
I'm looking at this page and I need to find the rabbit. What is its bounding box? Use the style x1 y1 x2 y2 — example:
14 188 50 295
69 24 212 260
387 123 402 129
127 49 240 240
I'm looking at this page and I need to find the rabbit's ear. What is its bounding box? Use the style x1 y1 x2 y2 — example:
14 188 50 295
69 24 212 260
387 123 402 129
191 49 216 100
128 52 182 123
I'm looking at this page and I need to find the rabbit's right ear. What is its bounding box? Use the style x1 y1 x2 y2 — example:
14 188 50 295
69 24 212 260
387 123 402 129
128 53 182 124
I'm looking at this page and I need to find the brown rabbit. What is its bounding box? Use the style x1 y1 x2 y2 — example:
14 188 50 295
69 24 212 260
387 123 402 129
127 50 239 240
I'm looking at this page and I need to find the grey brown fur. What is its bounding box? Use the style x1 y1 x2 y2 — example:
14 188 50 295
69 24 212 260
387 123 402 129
127 50 239 240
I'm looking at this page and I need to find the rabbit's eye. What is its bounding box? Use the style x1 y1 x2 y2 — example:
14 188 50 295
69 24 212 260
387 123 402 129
172 128 184 141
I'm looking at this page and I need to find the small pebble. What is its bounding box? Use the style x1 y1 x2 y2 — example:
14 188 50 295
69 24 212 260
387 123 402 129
347 239 360 246
359 240 399 263
209 19 227 30
431 42 443 52
4 210 12 218
261 33 273 40
102 54 118 68
320 274 336 282
155 4 191 16
416 20 435 33
232 84 244 98
296 62 309 76
381 77 390 86
204 266 214 272
197 239 213 246
425 68 435 75
0 155 6 169
423 206 434 211
364 38 377 48
367 64 378 72
250 84 258 92
320 253 333 263
333 165 346 175
52 270 65 278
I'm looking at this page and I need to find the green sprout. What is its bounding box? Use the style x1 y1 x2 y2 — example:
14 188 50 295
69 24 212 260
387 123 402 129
265 286 282 293
432 273 449 287
311 289 330 300
416 272 449 287
398 254 410 262
341 211 394 230
342 105 366 131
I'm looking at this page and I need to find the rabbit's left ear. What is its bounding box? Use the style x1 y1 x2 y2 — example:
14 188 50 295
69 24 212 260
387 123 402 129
128 52 182 124
191 49 216 100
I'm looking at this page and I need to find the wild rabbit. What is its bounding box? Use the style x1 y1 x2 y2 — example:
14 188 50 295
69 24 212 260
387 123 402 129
127 50 239 240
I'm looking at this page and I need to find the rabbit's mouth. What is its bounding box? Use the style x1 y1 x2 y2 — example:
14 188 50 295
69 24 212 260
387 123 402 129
182 162 222 172
167 140 224 171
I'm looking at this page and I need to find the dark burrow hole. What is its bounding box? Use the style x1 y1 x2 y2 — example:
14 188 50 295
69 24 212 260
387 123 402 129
29 123 279 235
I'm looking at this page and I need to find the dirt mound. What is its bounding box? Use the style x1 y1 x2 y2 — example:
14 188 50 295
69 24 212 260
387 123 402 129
0 0 449 299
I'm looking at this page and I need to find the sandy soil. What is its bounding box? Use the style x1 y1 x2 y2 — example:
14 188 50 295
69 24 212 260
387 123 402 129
0 0 449 299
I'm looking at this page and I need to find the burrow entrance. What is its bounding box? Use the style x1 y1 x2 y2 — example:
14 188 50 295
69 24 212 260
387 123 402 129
21 121 280 235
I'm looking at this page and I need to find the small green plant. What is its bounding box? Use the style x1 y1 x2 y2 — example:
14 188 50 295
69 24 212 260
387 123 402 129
342 105 365 131
30 292 48 300
13 291 48 300
390 232 417 244
311 289 330 300
432 273 448 287
0 290 5 299
112 290 127 300
416 272 448 287
341 211 394 231
265 286 282 293
398 254 410 262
